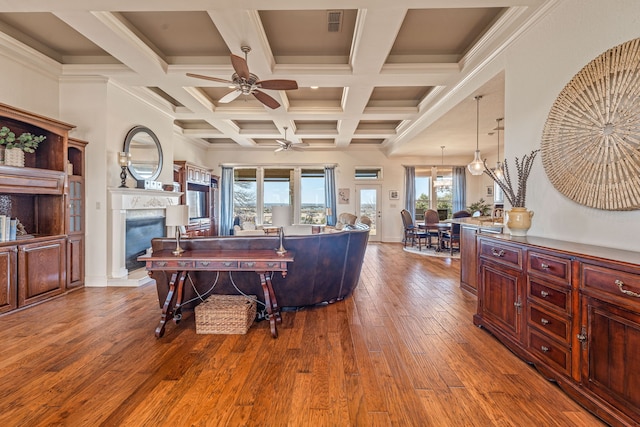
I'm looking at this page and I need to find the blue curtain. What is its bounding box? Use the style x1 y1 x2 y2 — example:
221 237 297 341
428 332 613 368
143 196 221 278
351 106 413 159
219 166 234 235
324 166 337 226
452 166 466 213
404 166 416 218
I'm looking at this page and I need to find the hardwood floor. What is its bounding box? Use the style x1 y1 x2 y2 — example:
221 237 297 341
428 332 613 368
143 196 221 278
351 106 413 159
0 243 604 426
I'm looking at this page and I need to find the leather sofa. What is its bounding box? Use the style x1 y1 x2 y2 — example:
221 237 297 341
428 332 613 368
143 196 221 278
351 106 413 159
149 224 369 312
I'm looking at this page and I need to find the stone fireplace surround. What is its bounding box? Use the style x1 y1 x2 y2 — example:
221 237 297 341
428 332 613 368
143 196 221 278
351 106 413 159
108 187 181 286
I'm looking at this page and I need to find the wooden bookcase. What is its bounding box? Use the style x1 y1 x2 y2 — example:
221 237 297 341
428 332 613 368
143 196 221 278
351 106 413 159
0 102 85 314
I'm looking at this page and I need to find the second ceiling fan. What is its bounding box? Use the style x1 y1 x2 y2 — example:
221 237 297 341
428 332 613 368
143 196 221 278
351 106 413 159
187 46 298 109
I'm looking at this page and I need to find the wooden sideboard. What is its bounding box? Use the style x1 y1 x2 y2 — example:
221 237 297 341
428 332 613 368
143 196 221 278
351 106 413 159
474 233 640 427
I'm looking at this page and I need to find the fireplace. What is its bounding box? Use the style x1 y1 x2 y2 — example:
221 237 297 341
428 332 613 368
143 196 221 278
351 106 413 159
108 188 181 286
125 211 165 271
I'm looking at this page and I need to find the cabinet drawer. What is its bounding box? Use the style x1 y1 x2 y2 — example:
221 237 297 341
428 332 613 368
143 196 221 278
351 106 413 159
478 239 522 269
528 251 571 283
196 260 237 269
582 263 640 304
527 304 570 343
151 260 195 269
239 261 287 270
528 278 570 313
528 330 570 375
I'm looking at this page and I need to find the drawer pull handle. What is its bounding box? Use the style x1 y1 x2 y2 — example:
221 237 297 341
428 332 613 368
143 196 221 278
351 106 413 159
267 262 277 268
245 262 256 267
540 290 549 298
156 261 167 267
200 261 210 267
178 261 189 267
223 262 234 267
540 318 550 325
491 248 505 257
540 263 550 269
616 279 640 298
540 346 549 353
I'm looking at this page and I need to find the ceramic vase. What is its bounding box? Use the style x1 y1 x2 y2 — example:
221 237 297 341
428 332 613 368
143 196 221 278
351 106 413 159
505 207 534 236
4 147 25 167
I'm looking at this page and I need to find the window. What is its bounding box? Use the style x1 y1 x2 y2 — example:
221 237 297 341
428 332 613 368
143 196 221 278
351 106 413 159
232 167 327 225
414 174 431 220
263 168 292 225
300 169 326 224
233 169 257 222
435 167 453 218
355 167 382 180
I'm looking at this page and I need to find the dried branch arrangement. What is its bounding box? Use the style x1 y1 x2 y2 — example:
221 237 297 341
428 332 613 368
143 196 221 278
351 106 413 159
484 149 540 208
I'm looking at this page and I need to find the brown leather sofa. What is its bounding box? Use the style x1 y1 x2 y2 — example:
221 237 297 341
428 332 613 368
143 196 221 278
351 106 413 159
149 225 369 312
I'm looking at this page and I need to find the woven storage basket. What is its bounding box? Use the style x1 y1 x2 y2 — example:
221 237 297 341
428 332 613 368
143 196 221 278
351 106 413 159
195 294 256 334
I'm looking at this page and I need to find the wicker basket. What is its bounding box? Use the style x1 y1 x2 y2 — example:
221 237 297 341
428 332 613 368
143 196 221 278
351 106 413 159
195 294 256 334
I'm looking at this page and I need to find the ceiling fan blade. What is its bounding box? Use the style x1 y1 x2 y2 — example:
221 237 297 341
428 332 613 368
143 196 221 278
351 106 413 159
230 54 250 80
218 89 242 103
274 146 285 153
252 90 281 109
276 139 288 147
186 73 234 84
257 79 298 90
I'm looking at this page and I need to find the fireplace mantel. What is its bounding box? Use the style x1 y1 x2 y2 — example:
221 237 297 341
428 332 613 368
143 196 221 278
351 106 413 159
108 187 182 286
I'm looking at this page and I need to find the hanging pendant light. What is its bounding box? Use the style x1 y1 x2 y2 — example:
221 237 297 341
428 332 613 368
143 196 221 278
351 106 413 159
467 95 484 176
434 146 452 187
494 117 504 180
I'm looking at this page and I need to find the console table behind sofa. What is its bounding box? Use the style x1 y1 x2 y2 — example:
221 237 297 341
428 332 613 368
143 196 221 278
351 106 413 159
148 226 369 324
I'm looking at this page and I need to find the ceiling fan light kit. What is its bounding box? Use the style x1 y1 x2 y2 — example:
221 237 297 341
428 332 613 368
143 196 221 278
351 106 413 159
467 95 485 176
187 46 298 110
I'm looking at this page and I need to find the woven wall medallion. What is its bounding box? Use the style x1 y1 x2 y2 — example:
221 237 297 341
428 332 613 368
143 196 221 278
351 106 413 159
541 38 640 210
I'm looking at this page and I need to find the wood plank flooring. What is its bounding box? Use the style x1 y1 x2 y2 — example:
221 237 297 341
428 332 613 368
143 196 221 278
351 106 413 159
0 243 605 426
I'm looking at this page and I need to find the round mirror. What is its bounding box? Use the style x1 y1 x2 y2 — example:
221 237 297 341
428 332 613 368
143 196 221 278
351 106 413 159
123 126 163 182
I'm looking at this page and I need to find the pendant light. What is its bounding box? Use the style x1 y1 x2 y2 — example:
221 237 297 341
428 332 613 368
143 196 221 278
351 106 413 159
467 95 484 175
494 117 504 180
434 146 452 187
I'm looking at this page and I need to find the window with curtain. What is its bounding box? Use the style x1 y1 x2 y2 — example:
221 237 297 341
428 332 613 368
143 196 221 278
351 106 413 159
231 167 329 225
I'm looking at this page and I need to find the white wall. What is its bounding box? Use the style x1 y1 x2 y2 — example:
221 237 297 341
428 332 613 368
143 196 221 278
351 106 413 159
504 0 640 251
60 79 177 286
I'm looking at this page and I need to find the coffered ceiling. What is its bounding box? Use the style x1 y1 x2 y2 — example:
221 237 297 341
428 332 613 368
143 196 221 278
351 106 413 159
0 1 551 158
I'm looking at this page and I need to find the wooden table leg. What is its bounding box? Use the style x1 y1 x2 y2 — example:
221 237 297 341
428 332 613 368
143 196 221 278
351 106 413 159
155 271 179 338
258 272 280 338
155 271 187 338
172 271 188 324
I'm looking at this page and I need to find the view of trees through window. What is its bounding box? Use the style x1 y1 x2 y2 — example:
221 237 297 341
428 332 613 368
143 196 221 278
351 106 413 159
414 169 453 219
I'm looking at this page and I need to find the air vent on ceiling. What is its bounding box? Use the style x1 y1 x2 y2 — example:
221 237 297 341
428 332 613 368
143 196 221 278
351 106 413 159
327 10 343 32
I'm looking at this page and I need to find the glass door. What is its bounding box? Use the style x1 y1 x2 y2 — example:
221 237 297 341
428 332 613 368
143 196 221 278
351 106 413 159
355 184 381 242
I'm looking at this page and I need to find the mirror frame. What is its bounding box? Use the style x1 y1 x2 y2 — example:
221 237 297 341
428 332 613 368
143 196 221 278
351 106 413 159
123 125 163 182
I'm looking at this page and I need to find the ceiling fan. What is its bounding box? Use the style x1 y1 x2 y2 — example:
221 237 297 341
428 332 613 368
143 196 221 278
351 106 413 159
186 46 298 109
275 127 309 152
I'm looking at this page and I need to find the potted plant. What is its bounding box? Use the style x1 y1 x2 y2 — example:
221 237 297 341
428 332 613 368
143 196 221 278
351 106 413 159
0 126 46 167
484 149 539 236
467 198 492 216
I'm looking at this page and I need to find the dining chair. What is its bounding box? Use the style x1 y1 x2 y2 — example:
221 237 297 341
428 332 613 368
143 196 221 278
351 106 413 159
400 209 427 250
440 210 471 255
424 209 441 249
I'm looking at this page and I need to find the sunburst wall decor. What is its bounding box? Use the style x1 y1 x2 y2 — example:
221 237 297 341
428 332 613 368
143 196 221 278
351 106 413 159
541 38 640 210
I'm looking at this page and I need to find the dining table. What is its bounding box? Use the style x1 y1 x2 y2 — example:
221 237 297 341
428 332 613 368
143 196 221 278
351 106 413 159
418 221 451 251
